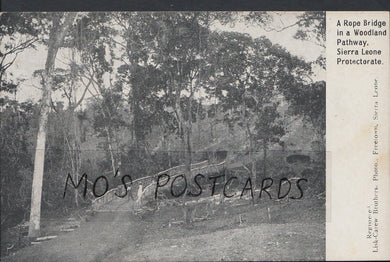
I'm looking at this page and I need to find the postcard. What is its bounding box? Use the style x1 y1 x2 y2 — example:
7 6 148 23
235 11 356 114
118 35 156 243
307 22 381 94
0 11 388 261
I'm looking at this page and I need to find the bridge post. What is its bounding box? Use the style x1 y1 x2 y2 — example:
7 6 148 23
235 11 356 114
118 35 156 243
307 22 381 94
136 184 143 209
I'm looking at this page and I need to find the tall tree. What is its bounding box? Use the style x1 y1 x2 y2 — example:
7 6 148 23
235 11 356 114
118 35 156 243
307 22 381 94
285 12 326 147
68 13 125 177
210 31 261 185
157 13 213 176
211 31 312 185
28 13 76 237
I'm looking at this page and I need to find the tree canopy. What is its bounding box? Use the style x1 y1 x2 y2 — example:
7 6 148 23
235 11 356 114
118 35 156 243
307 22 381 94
0 11 325 238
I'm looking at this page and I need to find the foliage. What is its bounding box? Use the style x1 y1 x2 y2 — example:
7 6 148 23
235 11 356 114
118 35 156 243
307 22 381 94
0 12 325 231
1 97 38 227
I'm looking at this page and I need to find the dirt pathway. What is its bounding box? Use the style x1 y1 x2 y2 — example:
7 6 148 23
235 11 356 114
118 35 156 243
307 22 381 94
4 211 145 262
4 200 325 261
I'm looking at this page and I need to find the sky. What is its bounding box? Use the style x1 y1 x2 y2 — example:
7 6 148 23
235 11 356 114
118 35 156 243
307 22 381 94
212 12 324 62
3 12 325 104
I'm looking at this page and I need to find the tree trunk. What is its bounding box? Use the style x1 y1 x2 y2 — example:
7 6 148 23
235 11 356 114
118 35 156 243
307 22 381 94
71 51 81 207
173 85 187 168
185 93 192 176
72 109 82 207
246 123 256 202
28 82 50 237
183 125 193 225
28 13 76 238
105 125 117 176
209 121 214 140
197 100 201 147
263 138 267 176
167 137 172 167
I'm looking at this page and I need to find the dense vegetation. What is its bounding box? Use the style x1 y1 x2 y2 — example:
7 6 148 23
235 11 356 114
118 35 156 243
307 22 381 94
0 12 325 233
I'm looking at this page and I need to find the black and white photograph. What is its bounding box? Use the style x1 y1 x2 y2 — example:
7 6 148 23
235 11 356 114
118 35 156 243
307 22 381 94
1 11 326 261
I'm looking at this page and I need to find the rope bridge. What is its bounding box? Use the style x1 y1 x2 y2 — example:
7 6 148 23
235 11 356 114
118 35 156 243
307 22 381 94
91 160 226 211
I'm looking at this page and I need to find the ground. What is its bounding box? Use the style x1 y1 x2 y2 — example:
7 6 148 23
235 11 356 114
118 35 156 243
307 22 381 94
3 197 325 261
